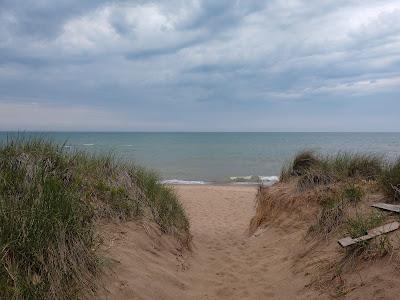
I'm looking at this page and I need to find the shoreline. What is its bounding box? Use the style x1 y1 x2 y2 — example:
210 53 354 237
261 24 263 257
163 182 269 187
161 178 279 187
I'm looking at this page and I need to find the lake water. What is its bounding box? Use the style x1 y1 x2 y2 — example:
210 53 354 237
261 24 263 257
1 132 399 184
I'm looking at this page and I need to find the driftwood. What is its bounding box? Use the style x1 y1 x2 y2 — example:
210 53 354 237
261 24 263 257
338 222 400 247
371 203 400 213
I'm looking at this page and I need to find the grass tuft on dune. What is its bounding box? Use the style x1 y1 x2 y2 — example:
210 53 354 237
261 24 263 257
0 137 190 299
251 150 400 296
380 158 400 201
281 151 384 189
253 149 400 242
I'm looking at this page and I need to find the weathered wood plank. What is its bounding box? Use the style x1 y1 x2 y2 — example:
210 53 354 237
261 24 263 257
338 221 400 247
371 203 400 213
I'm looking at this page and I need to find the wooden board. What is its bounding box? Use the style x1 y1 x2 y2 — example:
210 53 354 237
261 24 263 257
371 203 400 213
338 221 400 247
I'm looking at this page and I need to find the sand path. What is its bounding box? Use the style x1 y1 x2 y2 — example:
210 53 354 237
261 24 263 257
101 185 317 299
175 185 313 300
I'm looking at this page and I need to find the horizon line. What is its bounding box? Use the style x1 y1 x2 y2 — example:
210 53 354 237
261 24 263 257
1 130 400 134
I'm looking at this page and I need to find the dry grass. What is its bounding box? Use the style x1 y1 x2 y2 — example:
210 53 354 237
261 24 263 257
0 137 190 299
379 158 400 201
281 150 384 190
251 150 400 297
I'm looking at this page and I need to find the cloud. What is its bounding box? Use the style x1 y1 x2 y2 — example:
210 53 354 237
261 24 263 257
0 100 181 131
0 0 399 130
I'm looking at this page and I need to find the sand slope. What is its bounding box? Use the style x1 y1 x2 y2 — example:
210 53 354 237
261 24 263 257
98 184 400 299
99 185 326 299
176 185 317 299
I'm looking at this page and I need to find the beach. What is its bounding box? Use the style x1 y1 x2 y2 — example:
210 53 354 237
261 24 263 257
3 138 400 299
99 184 315 299
175 185 312 299
99 181 400 299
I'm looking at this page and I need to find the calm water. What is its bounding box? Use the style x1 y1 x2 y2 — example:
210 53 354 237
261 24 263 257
1 132 399 184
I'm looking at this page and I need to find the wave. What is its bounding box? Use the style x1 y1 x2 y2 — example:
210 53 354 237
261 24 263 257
83 144 94 146
230 175 279 184
161 176 279 186
259 176 279 182
160 179 208 185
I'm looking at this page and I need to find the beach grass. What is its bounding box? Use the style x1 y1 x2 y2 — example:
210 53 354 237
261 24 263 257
0 137 189 299
257 150 399 240
379 158 400 201
281 150 384 189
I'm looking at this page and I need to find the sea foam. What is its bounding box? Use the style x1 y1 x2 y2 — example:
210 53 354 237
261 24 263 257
229 175 279 183
160 179 207 185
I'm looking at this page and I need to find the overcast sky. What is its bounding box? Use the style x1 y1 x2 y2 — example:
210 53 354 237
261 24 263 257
0 0 399 131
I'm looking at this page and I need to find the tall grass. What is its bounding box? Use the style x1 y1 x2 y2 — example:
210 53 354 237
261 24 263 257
0 138 190 299
281 150 384 189
379 159 400 201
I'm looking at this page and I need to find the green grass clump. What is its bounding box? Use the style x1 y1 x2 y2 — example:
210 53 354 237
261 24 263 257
280 151 320 181
341 183 364 204
379 159 400 201
328 152 383 180
345 212 384 239
309 194 345 237
344 212 392 258
0 138 189 299
281 150 384 189
309 184 365 238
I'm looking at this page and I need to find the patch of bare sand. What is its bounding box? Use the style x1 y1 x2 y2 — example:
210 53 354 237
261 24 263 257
98 185 322 299
177 185 317 299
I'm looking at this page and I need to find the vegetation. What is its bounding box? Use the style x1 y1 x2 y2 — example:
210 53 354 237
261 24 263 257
277 150 400 244
380 158 400 201
309 192 345 237
344 212 392 259
345 212 384 239
281 150 384 190
0 138 190 299
341 183 364 204
308 184 364 237
253 150 400 297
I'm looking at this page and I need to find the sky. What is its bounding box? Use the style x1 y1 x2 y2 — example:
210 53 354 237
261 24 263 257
0 0 399 132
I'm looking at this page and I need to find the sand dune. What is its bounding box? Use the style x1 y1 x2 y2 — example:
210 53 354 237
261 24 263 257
98 185 320 299
98 184 400 299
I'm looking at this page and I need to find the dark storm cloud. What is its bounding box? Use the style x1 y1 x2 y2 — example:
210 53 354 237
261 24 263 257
0 0 399 131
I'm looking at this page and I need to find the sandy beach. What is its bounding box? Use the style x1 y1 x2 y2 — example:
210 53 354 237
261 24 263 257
175 185 312 299
99 185 316 299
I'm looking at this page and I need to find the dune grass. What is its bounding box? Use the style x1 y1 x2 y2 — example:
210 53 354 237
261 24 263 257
344 212 393 259
380 159 400 201
253 150 400 296
281 150 384 190
0 138 190 299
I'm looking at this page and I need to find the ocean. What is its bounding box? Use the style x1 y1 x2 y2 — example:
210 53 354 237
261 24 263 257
1 132 399 184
